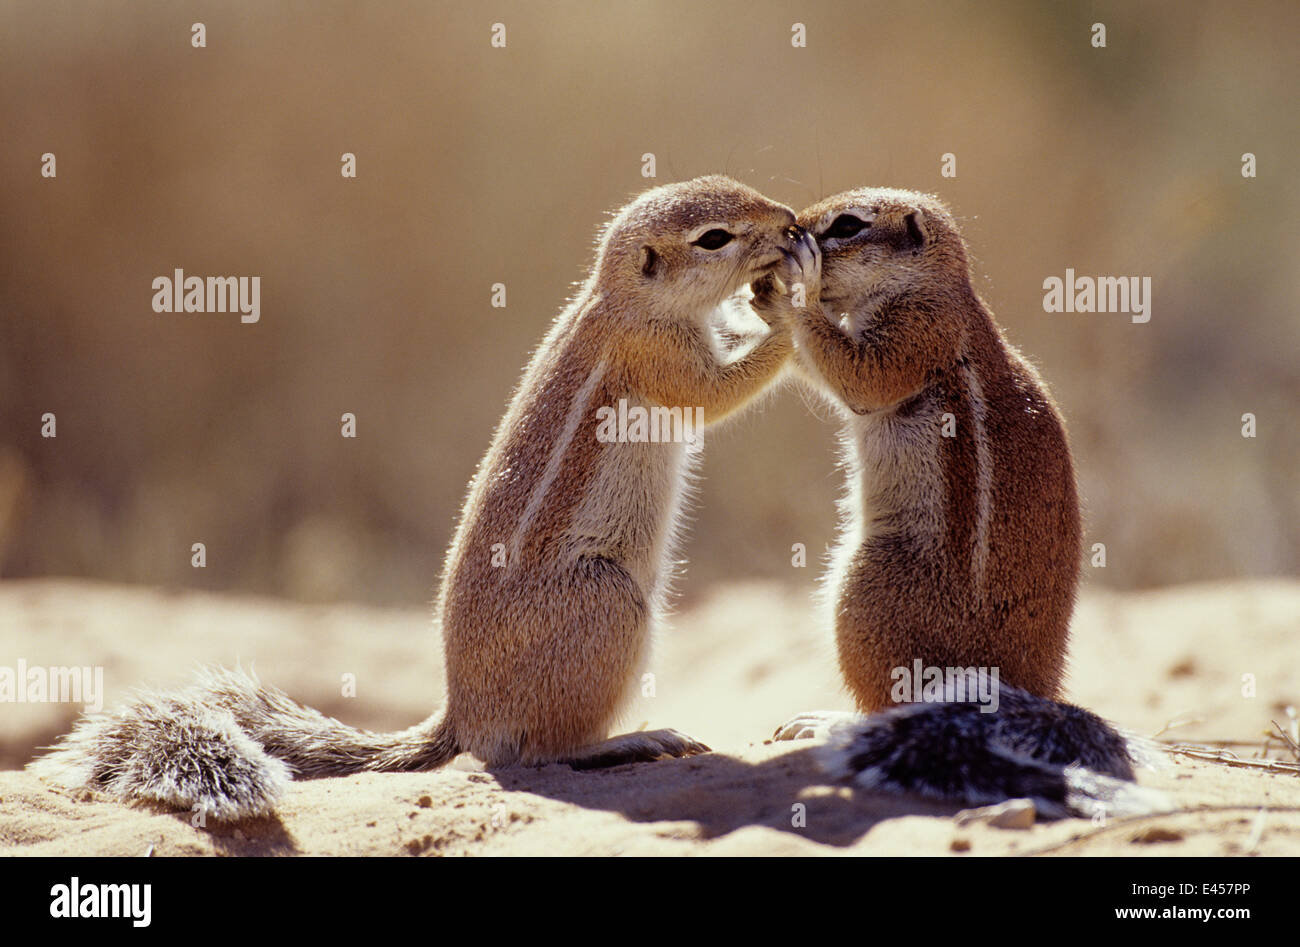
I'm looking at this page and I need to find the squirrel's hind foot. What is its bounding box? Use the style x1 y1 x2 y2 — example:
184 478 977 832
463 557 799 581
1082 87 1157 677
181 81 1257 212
772 710 862 742
564 729 710 771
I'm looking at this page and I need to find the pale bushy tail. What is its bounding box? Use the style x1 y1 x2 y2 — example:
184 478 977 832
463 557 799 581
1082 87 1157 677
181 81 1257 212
818 685 1171 819
29 666 458 821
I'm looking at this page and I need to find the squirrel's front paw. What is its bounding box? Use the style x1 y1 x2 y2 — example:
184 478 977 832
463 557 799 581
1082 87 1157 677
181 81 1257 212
782 226 822 299
751 231 821 327
749 273 789 327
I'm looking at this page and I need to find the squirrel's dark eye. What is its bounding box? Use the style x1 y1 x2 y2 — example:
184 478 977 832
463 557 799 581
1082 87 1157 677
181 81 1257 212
692 229 734 250
824 214 869 240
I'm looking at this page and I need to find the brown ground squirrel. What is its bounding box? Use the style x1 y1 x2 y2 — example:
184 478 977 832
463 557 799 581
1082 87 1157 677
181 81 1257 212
773 187 1167 818
31 175 818 820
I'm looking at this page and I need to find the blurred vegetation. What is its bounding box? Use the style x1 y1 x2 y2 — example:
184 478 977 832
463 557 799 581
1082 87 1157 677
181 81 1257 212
0 0 1296 604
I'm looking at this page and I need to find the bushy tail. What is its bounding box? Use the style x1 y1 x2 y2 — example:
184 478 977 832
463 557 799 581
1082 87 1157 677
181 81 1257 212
28 666 459 821
818 685 1171 819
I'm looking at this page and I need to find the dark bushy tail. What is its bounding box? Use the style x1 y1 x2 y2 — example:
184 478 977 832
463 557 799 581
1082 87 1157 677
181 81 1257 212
29 666 459 821
818 685 1170 819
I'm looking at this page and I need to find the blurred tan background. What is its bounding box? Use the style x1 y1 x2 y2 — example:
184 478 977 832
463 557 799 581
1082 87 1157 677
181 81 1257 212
0 0 1296 606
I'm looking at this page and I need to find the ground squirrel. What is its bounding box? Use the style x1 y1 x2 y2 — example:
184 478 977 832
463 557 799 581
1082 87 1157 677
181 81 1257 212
773 187 1167 818
32 175 818 820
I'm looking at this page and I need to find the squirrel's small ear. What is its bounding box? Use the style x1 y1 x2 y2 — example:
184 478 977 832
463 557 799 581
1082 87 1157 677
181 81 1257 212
641 245 660 278
903 210 927 248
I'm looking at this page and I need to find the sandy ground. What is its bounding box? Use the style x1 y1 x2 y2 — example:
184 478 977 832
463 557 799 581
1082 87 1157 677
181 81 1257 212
1 577 1298 856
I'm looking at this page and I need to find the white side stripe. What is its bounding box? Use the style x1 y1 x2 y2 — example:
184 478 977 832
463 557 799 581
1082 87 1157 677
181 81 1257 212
509 358 608 563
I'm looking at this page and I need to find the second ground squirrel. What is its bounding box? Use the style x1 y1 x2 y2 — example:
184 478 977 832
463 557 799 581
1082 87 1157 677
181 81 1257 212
774 187 1167 818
